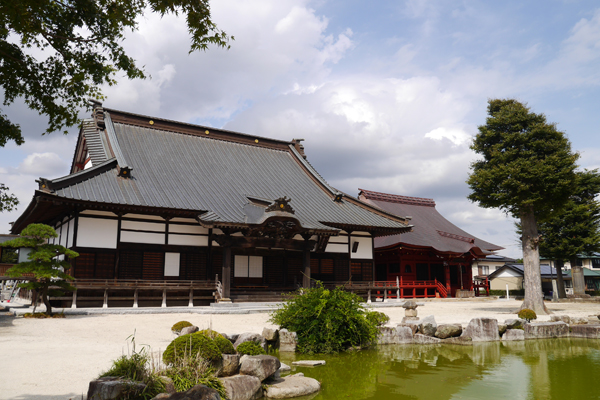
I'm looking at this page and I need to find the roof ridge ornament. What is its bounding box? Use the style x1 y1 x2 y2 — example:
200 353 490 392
266 196 295 214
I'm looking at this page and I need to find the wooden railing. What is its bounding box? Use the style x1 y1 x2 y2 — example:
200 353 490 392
323 278 448 301
53 278 218 308
471 277 490 297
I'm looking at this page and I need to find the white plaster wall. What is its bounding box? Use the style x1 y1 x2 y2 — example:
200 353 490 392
164 252 180 276
169 234 208 246
77 217 118 249
325 243 347 253
350 236 373 259
80 210 117 217
121 220 165 232
169 224 208 235
67 218 75 248
496 269 522 278
121 231 165 245
123 213 164 221
170 217 198 223
249 256 263 278
329 235 348 244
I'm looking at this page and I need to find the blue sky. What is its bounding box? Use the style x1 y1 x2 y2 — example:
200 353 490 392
2 0 600 258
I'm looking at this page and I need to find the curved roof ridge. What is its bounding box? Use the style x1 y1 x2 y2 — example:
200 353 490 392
359 188 436 207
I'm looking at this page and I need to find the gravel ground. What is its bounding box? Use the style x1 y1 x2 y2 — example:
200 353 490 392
0 298 598 400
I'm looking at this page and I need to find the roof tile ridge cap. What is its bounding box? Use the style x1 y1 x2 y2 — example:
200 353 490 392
104 112 132 170
288 144 338 196
358 188 436 207
41 158 118 190
105 107 294 146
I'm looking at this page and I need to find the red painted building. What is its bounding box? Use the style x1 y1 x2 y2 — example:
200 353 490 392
359 189 503 297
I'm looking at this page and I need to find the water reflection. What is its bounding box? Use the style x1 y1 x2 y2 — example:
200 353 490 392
277 339 600 400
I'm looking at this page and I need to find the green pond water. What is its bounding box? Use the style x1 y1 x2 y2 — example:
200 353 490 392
276 339 600 400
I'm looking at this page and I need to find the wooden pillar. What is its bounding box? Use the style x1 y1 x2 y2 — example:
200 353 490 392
302 247 311 288
222 245 231 300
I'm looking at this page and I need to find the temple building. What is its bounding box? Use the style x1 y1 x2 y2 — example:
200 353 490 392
359 189 502 297
10 104 412 306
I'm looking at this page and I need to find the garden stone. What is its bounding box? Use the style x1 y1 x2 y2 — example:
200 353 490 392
292 360 325 366
399 321 420 335
498 324 507 336
264 373 321 399
278 329 298 352
502 329 525 341
180 326 199 336
524 322 569 339
240 355 281 381
419 315 437 337
571 317 588 325
434 324 462 339
550 315 571 324
505 319 525 330
262 327 278 342
461 318 499 342
402 316 419 323
402 300 418 309
588 315 600 324
220 354 241 377
220 375 262 400
405 309 418 317
223 333 240 343
378 325 413 344
150 384 221 400
569 325 600 339
234 332 268 352
414 333 441 344
87 377 146 400
279 362 291 372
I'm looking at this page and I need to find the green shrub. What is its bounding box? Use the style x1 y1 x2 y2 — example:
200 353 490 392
213 335 236 354
198 329 222 339
163 332 222 366
366 311 390 327
171 321 193 333
236 341 266 356
269 283 379 354
518 308 537 323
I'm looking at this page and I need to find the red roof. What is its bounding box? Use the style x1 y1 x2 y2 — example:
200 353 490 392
359 189 503 256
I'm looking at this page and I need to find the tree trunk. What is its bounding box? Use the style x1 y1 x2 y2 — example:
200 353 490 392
570 257 586 296
41 284 53 316
555 260 567 299
520 207 549 314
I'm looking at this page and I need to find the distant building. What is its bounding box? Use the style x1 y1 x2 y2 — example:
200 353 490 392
471 254 516 279
359 189 502 297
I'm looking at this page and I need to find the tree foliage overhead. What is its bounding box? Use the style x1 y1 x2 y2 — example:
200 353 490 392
0 0 232 142
0 183 18 212
538 169 600 261
1 223 78 315
468 99 579 220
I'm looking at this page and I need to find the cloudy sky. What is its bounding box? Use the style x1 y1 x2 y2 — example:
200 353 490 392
2 0 600 258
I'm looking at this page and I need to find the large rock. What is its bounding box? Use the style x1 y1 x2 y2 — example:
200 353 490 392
399 321 420 335
264 373 321 399
151 384 221 400
220 354 241 377
220 375 262 400
435 324 462 339
278 329 298 353
413 333 441 344
569 325 600 339
502 329 525 341
461 318 500 342
87 377 146 400
505 319 526 330
377 326 414 344
550 315 571 324
402 300 418 309
419 315 437 337
240 355 281 382
498 324 507 336
234 333 268 352
180 326 200 336
571 317 588 325
524 322 569 339
291 360 325 366
262 328 278 342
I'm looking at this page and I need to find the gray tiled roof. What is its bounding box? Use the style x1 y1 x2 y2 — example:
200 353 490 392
44 110 410 234
360 189 502 254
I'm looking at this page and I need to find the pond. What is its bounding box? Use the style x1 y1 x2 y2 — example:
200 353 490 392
277 339 600 400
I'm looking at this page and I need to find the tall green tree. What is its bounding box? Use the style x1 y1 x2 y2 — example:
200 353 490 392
1 223 78 315
538 169 600 297
0 183 18 212
0 0 232 211
468 99 579 314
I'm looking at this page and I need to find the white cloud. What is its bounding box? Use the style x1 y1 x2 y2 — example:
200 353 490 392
18 153 68 176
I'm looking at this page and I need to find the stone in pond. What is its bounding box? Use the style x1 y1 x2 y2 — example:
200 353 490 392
264 373 321 399
291 360 326 367
220 375 262 400
150 384 220 400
